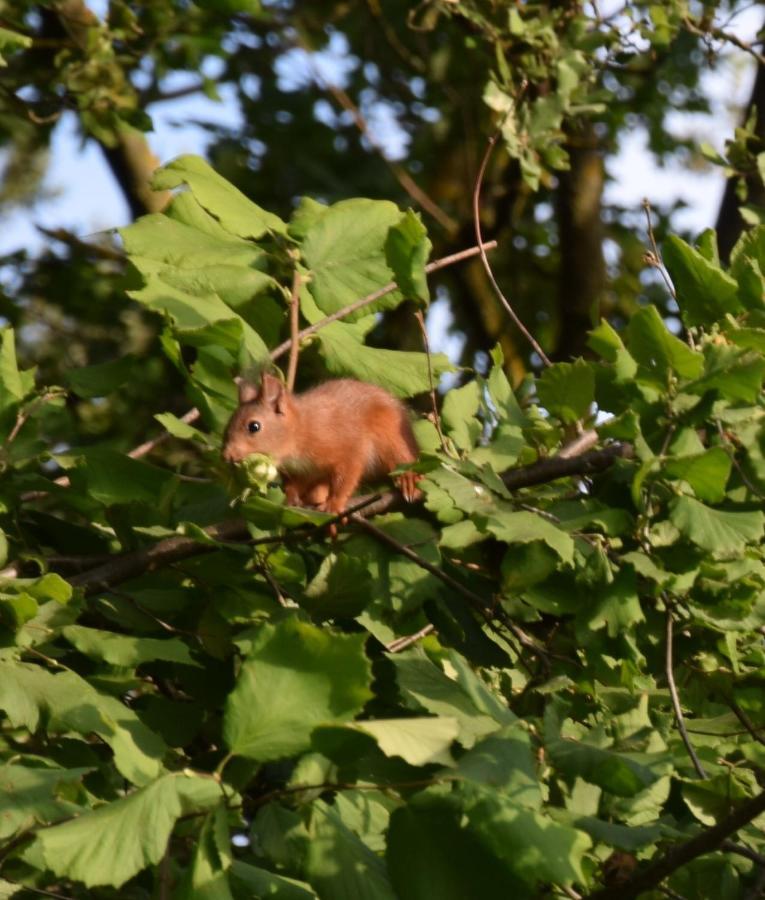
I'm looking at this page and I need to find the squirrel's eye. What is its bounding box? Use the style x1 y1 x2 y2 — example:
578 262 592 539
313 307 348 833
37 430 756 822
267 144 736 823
247 420 261 434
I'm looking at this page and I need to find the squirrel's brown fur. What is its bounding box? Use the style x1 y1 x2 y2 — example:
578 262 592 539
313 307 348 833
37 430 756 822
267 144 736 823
222 373 420 513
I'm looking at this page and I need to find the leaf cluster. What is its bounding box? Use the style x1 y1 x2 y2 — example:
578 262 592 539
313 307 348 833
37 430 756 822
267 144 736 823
2 159 765 897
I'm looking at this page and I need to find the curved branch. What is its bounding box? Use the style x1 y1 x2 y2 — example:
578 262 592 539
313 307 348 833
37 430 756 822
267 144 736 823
473 115 552 367
666 607 707 779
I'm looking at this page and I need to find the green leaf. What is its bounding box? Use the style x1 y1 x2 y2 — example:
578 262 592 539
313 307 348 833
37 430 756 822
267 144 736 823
501 542 558 592
670 496 765 556
568 814 663 852
315 321 451 398
663 235 740 326
182 802 234 900
223 619 372 761
301 198 403 317
129 271 269 364
455 727 542 809
289 196 330 241
31 772 221 888
392 650 509 748
695 229 720 266
230 861 318 899
155 412 211 444
0 327 32 412
484 508 575 564
689 345 765 403
385 209 431 304
536 360 595 423
626 306 703 381
441 380 482 450
122 213 264 270
0 26 32 66
0 765 88 840
0 662 166 784
72 448 177 507
352 717 459 766
547 739 659 797
588 320 638 381
465 788 592 887
584 569 644 637
62 625 199 668
66 356 137 399
305 801 397 900
663 447 732 503
151 155 287 238
387 793 527 900
26 573 73 605
302 552 373 620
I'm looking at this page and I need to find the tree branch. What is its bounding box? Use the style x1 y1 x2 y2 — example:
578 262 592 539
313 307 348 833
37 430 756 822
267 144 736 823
586 790 765 900
69 519 249 597
414 308 449 454
502 442 633 490
63 440 633 596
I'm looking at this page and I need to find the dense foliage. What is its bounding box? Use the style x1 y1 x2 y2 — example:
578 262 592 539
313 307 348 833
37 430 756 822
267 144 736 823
1 154 765 899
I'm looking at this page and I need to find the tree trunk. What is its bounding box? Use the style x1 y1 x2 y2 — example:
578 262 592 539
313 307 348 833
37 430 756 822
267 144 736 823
54 0 169 219
716 60 765 263
555 123 606 361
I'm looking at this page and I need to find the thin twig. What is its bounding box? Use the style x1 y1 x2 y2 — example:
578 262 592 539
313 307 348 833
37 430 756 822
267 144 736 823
666 607 707 779
473 109 552 368
682 15 765 65
557 429 598 460
716 420 765 500
5 391 59 446
641 199 679 302
261 565 294 609
386 624 436 653
37 225 124 261
414 309 449 453
0 881 74 900
270 241 498 361
658 887 688 900
727 697 765 748
349 512 548 668
128 407 202 461
721 839 765 867
285 263 302 392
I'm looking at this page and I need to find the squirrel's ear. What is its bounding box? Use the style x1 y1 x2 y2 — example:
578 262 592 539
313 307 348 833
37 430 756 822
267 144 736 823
237 379 260 404
261 372 287 413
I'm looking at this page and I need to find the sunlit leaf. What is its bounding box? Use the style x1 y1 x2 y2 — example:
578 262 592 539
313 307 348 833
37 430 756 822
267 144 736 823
223 619 372 761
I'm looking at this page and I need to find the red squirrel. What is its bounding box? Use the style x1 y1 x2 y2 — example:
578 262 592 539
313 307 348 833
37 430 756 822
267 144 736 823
222 373 420 514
